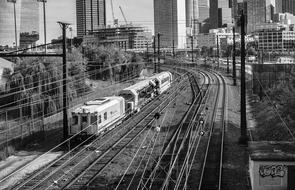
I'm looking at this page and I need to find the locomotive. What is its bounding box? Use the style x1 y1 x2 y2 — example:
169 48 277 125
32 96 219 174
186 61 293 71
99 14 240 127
69 71 173 137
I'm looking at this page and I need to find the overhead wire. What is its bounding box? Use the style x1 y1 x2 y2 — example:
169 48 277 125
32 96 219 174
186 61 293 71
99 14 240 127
0 62 140 109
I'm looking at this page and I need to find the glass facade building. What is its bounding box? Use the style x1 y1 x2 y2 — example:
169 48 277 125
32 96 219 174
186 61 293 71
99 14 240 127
247 0 266 33
210 0 232 29
154 0 195 49
199 0 210 33
76 0 106 38
0 1 21 48
0 0 39 49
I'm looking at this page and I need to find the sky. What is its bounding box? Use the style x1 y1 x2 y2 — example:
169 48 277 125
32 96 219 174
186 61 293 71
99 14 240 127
39 0 154 43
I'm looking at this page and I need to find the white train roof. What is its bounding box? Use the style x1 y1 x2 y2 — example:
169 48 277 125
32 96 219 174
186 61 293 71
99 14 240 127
150 71 172 80
73 96 124 114
120 79 153 92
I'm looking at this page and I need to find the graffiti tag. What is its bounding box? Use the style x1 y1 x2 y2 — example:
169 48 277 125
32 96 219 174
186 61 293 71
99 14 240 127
259 165 287 178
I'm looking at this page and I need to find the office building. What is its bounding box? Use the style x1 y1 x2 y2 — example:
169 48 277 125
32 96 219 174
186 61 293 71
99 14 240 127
0 0 39 49
186 0 199 35
0 1 21 48
209 0 232 29
274 12 295 25
76 0 106 38
154 0 187 48
266 0 275 22
198 0 210 33
247 0 266 33
275 0 283 13
282 0 295 15
19 0 39 48
257 27 295 52
83 25 152 49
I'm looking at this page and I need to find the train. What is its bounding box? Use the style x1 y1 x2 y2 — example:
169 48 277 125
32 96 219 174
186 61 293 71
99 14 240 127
69 71 173 137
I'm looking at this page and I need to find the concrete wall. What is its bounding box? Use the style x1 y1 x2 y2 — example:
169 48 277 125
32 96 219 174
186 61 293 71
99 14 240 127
249 159 295 190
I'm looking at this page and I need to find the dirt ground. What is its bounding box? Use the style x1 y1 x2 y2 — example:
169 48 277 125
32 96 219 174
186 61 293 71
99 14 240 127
217 70 251 190
0 151 62 190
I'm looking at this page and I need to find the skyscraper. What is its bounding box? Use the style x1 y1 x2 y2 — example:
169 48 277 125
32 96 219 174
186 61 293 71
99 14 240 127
186 0 199 35
275 0 283 13
209 0 232 29
247 0 266 33
282 0 295 15
0 0 39 48
20 0 39 34
154 0 187 48
0 1 21 48
19 0 39 48
265 0 275 22
76 0 106 38
199 0 210 33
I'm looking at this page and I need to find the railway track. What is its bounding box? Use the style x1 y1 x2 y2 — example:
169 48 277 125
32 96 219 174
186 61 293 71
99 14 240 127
10 73 189 190
151 65 228 190
198 70 227 190
133 70 211 190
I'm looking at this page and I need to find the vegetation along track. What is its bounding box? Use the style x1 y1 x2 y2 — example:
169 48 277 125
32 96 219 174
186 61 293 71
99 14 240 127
198 70 227 190
10 72 188 190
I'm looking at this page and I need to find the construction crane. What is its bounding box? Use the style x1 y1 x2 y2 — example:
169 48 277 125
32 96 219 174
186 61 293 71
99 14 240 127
119 6 128 25
110 0 118 26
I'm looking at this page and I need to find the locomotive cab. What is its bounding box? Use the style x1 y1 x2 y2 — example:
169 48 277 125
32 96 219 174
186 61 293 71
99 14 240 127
69 97 125 137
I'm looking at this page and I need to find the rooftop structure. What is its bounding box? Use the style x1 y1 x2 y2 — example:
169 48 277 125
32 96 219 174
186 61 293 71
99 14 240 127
83 25 152 50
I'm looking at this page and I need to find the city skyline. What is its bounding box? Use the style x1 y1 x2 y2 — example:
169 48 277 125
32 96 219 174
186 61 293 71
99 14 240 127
38 0 154 44
0 0 294 47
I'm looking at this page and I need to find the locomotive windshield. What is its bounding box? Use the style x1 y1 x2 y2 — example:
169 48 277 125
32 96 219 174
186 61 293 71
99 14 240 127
72 115 78 125
119 93 134 102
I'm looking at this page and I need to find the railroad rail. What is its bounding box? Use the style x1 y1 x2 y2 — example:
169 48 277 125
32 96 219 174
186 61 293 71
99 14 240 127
132 70 211 190
198 70 227 190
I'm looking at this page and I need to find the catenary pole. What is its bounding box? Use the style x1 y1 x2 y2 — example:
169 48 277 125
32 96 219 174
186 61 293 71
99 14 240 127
239 11 248 145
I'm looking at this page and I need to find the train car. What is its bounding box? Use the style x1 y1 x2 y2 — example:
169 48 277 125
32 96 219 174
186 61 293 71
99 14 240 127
118 79 156 114
150 71 173 94
69 96 125 136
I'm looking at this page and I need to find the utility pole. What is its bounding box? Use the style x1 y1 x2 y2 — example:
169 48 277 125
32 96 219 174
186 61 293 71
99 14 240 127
191 36 194 63
227 56 230 74
58 22 70 140
37 0 47 53
157 33 161 73
153 36 156 73
217 35 219 69
233 26 237 86
239 11 247 145
146 41 149 63
7 0 18 52
172 40 175 58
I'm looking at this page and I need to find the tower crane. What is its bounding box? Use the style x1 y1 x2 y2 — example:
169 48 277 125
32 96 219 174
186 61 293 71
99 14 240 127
110 0 118 26
119 6 128 25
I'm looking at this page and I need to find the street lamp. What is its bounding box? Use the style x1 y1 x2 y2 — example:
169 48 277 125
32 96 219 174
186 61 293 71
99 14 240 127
7 0 18 52
37 0 47 53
